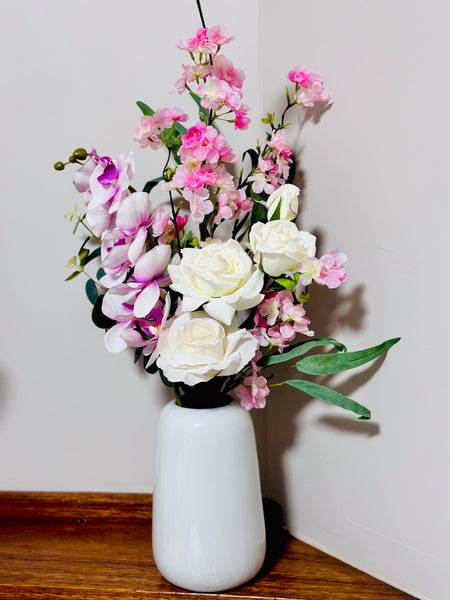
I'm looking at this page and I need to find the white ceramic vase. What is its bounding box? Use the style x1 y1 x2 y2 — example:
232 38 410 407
152 398 266 592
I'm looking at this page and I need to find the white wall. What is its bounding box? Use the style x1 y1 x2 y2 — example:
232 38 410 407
2 1 449 599
262 2 450 599
0 0 262 491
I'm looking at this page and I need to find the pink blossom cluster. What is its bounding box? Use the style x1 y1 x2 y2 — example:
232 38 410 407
287 66 329 108
252 290 314 353
234 352 270 411
176 25 233 54
248 130 293 194
167 121 252 224
176 27 250 130
133 108 188 150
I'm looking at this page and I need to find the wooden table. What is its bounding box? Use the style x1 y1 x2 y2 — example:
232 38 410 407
0 493 418 600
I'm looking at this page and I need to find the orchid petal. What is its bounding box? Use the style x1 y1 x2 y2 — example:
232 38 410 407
116 192 151 231
104 322 130 353
134 281 160 318
134 245 171 283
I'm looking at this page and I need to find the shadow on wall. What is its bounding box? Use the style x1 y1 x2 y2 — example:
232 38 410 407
265 98 386 515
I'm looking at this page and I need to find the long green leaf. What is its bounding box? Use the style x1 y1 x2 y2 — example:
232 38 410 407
65 270 81 281
260 338 347 367
136 101 154 116
296 337 400 375
285 379 371 419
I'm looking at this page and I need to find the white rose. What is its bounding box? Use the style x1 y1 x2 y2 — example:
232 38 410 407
266 184 300 221
249 220 316 277
168 239 264 326
156 311 258 386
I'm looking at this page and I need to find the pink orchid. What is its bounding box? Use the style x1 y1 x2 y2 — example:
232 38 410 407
314 249 348 289
88 152 135 214
104 297 171 356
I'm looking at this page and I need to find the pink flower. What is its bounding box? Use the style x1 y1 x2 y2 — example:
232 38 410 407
314 249 348 289
234 105 251 130
179 122 236 165
212 55 245 89
176 26 232 54
213 188 252 225
175 64 212 94
88 152 135 215
171 164 216 190
164 107 188 122
253 290 314 351
234 352 269 410
287 66 312 86
182 188 214 223
288 66 329 108
133 110 172 149
197 76 243 112
151 207 188 244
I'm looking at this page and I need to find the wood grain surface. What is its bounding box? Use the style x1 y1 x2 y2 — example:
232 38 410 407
0 493 418 600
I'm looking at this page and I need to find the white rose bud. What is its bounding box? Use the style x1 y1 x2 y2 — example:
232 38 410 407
168 239 264 326
266 184 300 221
156 311 258 386
249 220 316 277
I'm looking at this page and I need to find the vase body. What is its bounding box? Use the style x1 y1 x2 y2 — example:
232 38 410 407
152 399 266 592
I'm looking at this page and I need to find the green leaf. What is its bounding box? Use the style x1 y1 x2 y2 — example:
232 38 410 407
78 248 89 266
143 176 163 193
189 92 210 122
84 247 101 266
85 279 98 306
96 268 105 280
134 347 143 364
136 101 154 116
249 190 268 224
274 277 296 290
284 379 371 419
159 369 173 388
91 295 116 330
296 337 401 376
174 121 187 136
242 148 259 170
260 338 347 367
65 270 81 281
269 201 281 221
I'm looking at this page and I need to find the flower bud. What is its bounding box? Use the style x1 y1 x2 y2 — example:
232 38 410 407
54 161 65 171
73 147 88 160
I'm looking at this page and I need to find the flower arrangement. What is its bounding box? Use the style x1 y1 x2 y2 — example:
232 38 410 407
55 19 399 417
